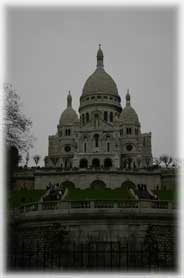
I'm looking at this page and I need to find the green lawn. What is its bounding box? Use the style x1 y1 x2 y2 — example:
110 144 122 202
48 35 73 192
8 189 46 208
64 187 134 201
153 190 176 201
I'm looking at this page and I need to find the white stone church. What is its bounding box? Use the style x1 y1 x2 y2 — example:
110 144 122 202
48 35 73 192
45 45 152 171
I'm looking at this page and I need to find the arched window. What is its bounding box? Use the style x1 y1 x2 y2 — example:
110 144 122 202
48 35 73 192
92 158 100 168
86 112 89 122
126 128 132 135
104 111 108 121
82 114 85 125
110 112 113 122
104 158 112 168
65 129 71 136
84 142 87 153
94 134 99 148
80 159 88 168
143 137 146 146
94 114 99 128
107 142 110 152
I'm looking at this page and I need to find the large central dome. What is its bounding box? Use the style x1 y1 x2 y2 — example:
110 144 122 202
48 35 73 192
82 68 118 96
82 45 119 96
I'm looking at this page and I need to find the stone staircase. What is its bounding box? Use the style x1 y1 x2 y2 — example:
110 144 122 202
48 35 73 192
133 185 157 200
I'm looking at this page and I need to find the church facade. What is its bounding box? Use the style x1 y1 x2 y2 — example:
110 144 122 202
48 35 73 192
45 46 152 171
13 46 176 192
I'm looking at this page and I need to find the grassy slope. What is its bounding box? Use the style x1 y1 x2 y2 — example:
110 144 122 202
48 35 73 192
8 189 46 208
64 187 134 201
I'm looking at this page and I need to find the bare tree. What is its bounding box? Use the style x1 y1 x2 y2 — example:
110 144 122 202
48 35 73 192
33 155 41 166
160 154 173 168
25 152 30 167
145 157 150 168
153 157 161 167
4 83 34 153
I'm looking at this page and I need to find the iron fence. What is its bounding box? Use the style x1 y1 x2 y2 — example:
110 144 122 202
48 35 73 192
7 240 176 271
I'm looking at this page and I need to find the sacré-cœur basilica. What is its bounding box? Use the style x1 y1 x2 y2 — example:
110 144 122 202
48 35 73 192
15 45 175 192
46 45 152 171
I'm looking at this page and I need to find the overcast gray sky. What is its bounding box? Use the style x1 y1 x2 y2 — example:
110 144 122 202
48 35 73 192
6 7 177 165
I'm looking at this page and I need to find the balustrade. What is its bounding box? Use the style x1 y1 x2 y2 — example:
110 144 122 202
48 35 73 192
17 199 175 214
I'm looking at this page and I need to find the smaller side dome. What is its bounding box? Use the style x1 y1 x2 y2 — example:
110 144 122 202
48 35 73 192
119 90 140 126
59 91 78 126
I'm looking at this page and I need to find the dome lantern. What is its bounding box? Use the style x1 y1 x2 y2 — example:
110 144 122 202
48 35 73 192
126 89 131 106
97 44 104 68
81 45 120 97
67 90 72 108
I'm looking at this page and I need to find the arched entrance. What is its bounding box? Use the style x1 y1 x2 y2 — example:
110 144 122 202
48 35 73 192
90 180 106 189
80 159 88 168
92 158 100 168
104 158 112 169
61 181 75 189
121 180 136 190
